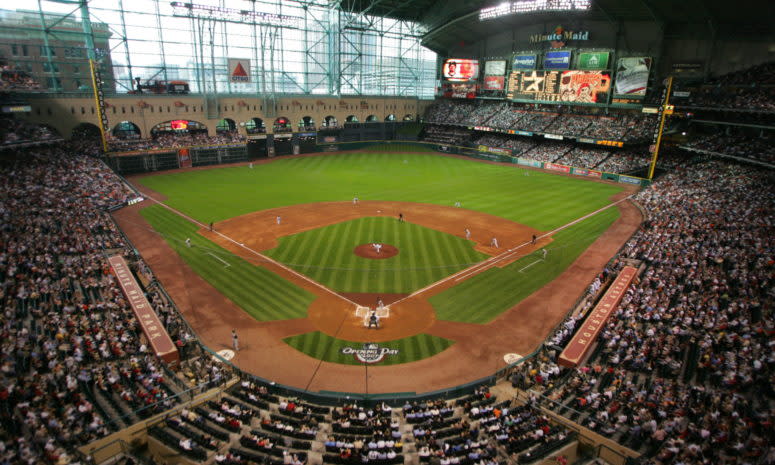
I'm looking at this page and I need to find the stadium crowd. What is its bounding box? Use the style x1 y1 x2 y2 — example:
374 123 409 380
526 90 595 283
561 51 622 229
1 117 60 146
683 133 775 164
678 62 775 111
536 159 774 465
0 142 230 464
107 131 246 152
0 65 41 92
423 100 655 141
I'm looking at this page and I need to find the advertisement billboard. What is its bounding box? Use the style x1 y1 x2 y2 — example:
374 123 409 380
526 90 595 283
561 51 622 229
483 76 505 90
441 82 477 98
443 59 480 82
484 60 507 76
544 51 572 69
614 57 651 97
577 52 610 70
512 54 537 70
507 70 611 103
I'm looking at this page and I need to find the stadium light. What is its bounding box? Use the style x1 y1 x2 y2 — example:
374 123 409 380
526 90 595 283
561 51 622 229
170 2 302 28
479 0 591 21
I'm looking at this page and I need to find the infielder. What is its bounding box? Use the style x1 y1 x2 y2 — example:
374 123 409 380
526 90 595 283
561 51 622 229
491 237 499 248
465 228 471 240
276 216 281 225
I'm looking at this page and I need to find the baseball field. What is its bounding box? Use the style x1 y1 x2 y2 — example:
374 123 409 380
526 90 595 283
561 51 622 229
117 146 639 392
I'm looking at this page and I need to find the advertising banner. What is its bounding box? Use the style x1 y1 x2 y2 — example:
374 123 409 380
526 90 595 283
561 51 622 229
577 137 595 144
614 57 651 97
544 51 572 69
108 256 179 367
577 52 610 70
517 158 542 168
510 130 533 136
619 175 643 185
571 167 602 178
507 70 611 103
559 266 638 367
512 54 537 70
483 76 505 90
544 134 564 140
478 145 512 156
484 60 507 75
178 148 192 168
442 82 477 98
443 59 480 82
228 58 251 83
544 162 571 173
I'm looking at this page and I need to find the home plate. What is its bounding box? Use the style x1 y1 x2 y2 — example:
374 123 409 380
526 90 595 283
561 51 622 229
503 353 522 364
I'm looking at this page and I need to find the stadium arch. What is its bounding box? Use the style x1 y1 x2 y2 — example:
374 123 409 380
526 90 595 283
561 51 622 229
323 115 338 128
245 117 266 134
215 118 237 134
71 122 100 139
299 115 315 130
366 114 378 122
111 121 141 139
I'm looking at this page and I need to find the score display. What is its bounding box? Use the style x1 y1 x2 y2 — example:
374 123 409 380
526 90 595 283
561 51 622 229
506 70 611 103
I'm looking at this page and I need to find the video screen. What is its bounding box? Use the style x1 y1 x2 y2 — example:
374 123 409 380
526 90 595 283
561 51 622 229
507 70 611 103
443 59 480 82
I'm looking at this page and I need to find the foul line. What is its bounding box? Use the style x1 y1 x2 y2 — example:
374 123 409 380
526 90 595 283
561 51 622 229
518 259 542 273
391 194 634 305
142 195 361 308
207 252 231 268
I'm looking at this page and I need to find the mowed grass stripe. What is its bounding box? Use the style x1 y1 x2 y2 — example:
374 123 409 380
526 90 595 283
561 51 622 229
283 331 455 366
140 204 315 321
429 206 620 324
265 217 489 293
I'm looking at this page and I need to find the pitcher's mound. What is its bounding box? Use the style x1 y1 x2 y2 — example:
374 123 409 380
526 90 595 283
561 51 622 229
354 243 398 259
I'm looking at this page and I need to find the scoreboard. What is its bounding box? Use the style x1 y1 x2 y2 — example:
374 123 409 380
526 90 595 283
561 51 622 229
506 70 612 104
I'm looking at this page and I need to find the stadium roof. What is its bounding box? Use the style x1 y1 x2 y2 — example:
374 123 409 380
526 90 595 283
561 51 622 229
340 0 775 53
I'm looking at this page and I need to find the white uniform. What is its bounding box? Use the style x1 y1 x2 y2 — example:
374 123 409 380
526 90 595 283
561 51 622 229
465 229 471 240
491 237 499 248
276 216 281 225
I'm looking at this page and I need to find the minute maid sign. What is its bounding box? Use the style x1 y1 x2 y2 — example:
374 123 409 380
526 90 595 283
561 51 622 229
530 25 589 48
341 343 399 364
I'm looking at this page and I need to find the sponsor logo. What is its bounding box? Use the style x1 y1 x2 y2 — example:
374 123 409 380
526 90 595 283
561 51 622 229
543 51 572 69
126 196 144 206
619 175 642 185
544 133 564 140
530 26 589 47
512 55 536 69
577 137 595 144
545 162 570 173
517 158 542 167
341 343 399 364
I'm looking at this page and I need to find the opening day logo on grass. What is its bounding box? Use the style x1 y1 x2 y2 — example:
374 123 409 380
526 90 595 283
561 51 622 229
341 343 400 364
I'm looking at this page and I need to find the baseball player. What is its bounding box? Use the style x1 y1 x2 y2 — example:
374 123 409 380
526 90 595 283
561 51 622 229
185 238 192 248
231 329 239 351
542 248 548 259
491 237 499 248
276 216 281 225
368 311 379 329
465 228 471 240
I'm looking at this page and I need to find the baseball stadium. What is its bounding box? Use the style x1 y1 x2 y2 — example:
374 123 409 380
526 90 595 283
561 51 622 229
0 1 772 465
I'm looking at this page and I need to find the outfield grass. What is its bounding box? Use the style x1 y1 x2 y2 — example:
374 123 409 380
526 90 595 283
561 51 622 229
283 331 454 366
139 151 622 231
140 204 316 321
264 217 488 293
429 205 619 324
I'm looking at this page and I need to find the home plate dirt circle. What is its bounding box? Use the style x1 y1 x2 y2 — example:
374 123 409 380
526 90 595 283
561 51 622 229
353 243 399 259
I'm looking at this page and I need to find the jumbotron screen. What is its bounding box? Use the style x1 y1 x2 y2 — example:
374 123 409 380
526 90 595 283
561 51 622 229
506 70 611 103
443 59 480 82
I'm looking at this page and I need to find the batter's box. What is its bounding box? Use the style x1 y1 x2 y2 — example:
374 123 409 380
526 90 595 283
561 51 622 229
355 306 390 318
